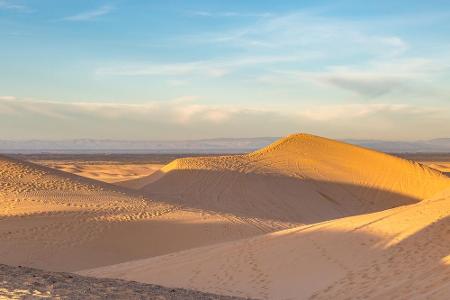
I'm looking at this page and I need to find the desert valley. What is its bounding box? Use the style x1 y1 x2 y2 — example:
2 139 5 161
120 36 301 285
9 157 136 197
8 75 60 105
1 134 450 299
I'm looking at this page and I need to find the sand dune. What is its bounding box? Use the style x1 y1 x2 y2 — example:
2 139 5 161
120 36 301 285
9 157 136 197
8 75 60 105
0 155 277 272
3 134 450 299
82 187 450 299
120 134 450 224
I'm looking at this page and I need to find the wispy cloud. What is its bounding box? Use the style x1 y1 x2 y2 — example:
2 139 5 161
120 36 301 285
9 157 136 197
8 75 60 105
0 96 239 124
188 10 272 18
259 58 450 98
0 0 30 12
186 12 409 57
95 55 305 77
174 12 427 101
93 9 450 105
63 5 114 21
99 11 412 79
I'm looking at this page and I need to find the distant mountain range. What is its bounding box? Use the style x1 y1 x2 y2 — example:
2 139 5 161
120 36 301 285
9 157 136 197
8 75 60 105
0 137 449 154
0 138 278 154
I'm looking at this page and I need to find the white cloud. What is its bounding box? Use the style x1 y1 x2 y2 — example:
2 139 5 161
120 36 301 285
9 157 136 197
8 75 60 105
63 5 114 21
0 97 448 140
0 97 442 123
0 97 238 124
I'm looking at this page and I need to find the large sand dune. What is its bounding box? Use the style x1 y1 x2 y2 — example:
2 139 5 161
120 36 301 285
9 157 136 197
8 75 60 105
0 156 276 272
82 187 450 299
121 134 449 224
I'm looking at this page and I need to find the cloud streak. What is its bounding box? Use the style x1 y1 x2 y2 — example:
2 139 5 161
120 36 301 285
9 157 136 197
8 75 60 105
188 12 409 57
96 55 304 77
258 58 450 98
0 0 29 12
0 97 239 124
90 9 450 106
188 10 272 18
63 5 114 21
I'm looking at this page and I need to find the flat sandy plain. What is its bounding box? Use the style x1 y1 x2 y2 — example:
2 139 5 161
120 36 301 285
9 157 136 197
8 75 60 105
2 135 450 299
16 153 224 183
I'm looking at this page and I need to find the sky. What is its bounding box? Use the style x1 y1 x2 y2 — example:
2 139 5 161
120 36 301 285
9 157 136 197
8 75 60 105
1 0 450 140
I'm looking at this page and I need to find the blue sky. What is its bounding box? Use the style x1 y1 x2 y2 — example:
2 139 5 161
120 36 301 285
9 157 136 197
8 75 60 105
1 0 450 140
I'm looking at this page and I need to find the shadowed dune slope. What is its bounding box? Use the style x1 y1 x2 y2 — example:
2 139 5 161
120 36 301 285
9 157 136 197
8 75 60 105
0 155 276 272
82 188 450 300
120 134 450 223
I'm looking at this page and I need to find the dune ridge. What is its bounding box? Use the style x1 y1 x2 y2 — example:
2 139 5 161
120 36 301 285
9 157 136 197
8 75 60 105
121 134 450 224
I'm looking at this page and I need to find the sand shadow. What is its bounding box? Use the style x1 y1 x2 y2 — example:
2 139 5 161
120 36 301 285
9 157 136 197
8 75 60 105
0 208 265 272
141 169 423 224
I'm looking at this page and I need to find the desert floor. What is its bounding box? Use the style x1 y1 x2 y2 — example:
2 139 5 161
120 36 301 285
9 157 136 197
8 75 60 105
2 135 450 299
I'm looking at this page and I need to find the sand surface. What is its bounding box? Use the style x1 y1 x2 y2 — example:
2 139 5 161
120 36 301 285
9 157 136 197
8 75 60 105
0 156 281 272
82 187 450 299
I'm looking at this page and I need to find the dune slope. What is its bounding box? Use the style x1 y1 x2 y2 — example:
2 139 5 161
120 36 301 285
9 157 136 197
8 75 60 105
0 156 275 272
82 188 450 300
122 134 450 224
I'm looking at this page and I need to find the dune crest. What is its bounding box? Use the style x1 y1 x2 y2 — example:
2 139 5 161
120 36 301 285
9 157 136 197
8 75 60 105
122 133 450 224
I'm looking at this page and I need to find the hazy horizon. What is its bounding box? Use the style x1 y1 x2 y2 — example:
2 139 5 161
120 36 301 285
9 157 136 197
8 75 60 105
1 135 450 154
